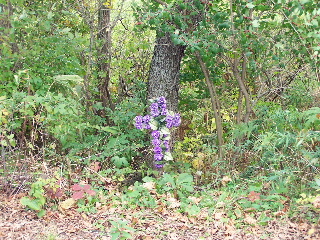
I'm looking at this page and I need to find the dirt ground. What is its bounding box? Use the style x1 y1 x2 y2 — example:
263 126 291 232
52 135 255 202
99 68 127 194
1 193 319 240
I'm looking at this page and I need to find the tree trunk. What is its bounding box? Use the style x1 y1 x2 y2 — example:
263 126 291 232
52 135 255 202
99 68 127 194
195 51 224 158
147 33 186 112
146 32 186 169
97 3 114 112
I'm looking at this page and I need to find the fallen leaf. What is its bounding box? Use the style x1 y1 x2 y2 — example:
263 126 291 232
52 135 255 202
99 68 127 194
214 212 226 220
188 196 202 204
142 181 155 190
90 161 101 172
72 191 84 200
85 189 96 196
167 196 181 209
244 214 257 225
308 227 316 235
71 184 83 191
131 217 139 225
312 195 320 208
221 175 232 186
248 191 261 202
59 198 76 210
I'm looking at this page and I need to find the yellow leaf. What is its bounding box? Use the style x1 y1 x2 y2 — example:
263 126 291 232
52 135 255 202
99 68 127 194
59 198 75 210
192 158 204 170
103 0 113 8
308 228 315 235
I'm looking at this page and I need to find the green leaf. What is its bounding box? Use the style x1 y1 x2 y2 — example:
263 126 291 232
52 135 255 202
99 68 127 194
149 119 158 130
53 75 83 83
315 178 320 187
176 173 193 185
20 197 42 211
110 232 120 240
160 127 170 135
37 209 46 218
246 3 255 9
218 23 230 29
163 151 173 161
252 20 260 28
100 126 119 134
111 156 129 168
187 204 201 216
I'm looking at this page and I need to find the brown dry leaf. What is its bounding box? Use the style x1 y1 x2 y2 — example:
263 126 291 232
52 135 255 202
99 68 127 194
221 175 232 186
167 197 181 208
166 193 181 208
169 232 179 240
244 214 257 225
131 216 139 225
207 228 218 235
248 191 261 202
143 181 155 190
59 198 76 210
188 196 202 205
214 211 226 220
273 210 286 217
312 195 320 208
89 161 101 172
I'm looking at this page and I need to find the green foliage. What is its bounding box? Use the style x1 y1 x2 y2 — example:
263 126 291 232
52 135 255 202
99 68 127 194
120 172 195 211
109 220 135 240
156 173 194 198
20 178 57 218
225 105 320 196
112 156 129 168
2 0 320 229
121 182 157 209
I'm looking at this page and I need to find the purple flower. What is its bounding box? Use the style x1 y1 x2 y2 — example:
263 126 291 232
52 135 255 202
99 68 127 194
154 153 163 161
173 113 181 127
160 104 168 115
134 96 181 169
143 115 151 129
152 138 161 146
151 130 161 139
166 115 174 128
154 146 162 154
150 102 160 117
158 96 166 105
135 115 143 129
163 140 170 152
155 164 164 168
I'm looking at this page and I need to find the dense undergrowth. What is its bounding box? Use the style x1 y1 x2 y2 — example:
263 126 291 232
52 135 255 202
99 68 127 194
0 1 319 238
1 85 319 229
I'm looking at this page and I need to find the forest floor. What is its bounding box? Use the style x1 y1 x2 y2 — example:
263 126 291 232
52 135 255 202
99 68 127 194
1 190 320 240
1 159 319 240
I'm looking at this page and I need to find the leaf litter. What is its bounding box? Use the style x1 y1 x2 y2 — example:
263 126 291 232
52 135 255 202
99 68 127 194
1 186 319 240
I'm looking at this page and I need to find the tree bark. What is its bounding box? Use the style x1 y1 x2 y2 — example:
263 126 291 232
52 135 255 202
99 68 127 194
97 3 114 112
146 33 186 169
147 33 186 112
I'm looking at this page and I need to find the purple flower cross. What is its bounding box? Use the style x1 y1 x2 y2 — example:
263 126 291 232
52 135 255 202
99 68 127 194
134 96 181 168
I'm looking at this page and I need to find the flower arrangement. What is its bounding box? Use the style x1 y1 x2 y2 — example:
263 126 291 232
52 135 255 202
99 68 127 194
135 96 181 168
